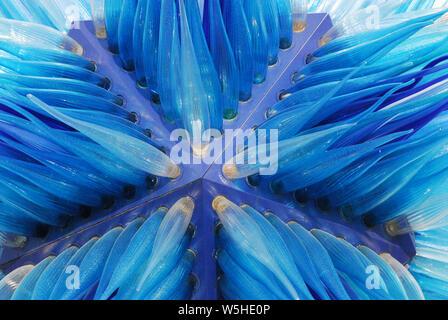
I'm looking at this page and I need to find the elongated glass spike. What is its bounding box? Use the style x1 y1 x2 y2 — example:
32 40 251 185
358 246 408 300
291 0 307 32
270 131 410 194
93 218 142 299
0 165 76 224
276 0 293 48
241 206 314 299
207 0 239 119
318 0 405 46
0 231 26 249
370 169 448 225
0 161 79 215
216 224 291 299
133 0 148 87
0 203 44 237
5 117 148 187
244 0 269 84
0 60 108 88
168 28 181 124
27 95 181 178
11 257 55 300
287 222 350 300
104 0 122 53
381 253 425 300
49 237 99 300
223 123 353 179
118 0 137 70
6 89 128 120
222 0 253 102
0 18 83 54
0 41 95 70
157 0 180 122
299 21 431 79
338 149 435 218
312 229 391 300
91 0 107 38
314 9 447 61
126 225 193 300
178 0 211 154
32 247 78 300
136 196 194 292
54 0 92 23
144 250 195 300
213 196 300 300
270 64 384 137
387 194 448 235
40 0 90 28
100 208 166 300
2 127 121 199
59 227 122 300
252 209 328 299
218 275 244 300
216 248 278 300
260 0 280 65
92 222 138 298
1 0 40 24
0 74 121 103
186 0 222 131
0 265 34 300
143 0 161 90
411 255 448 281
29 0 70 32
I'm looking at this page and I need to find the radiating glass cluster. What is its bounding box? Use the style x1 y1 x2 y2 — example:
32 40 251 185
0 198 195 300
0 0 447 301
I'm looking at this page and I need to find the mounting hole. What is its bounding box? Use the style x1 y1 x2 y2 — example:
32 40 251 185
90 61 98 72
128 112 139 124
189 272 199 292
305 54 313 64
269 56 279 67
362 213 376 229
79 205 92 219
36 224 50 238
123 185 136 199
338 204 353 221
146 175 159 189
246 174 260 187
159 146 168 155
239 93 252 103
339 207 353 222
116 94 125 107
316 197 330 213
136 78 147 89
122 61 135 72
144 128 153 139
102 196 115 210
279 90 291 101
280 38 292 50
108 46 119 55
188 224 196 238
214 222 223 235
102 77 111 90
223 110 238 121
294 189 308 205
292 72 304 84
150 91 161 105
254 73 266 85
